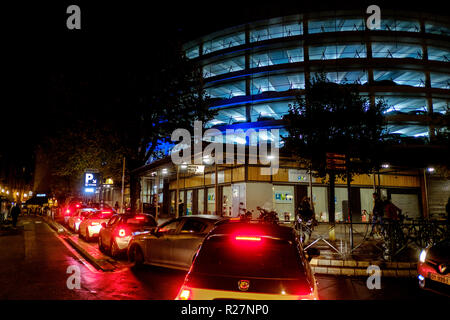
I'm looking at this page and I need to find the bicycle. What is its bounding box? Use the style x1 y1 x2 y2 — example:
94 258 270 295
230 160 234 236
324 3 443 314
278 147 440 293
295 215 314 244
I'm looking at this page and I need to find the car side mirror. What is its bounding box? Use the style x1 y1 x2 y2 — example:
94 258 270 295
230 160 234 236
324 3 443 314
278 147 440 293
101 222 107 228
306 248 320 262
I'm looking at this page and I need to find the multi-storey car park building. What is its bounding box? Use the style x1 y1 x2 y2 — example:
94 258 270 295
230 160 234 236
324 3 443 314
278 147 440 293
133 9 450 223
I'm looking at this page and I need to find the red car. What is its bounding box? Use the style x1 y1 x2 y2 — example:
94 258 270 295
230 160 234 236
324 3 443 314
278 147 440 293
418 238 450 294
63 201 86 225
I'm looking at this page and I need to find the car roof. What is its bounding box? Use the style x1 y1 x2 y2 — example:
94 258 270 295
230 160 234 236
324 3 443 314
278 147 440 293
208 221 295 241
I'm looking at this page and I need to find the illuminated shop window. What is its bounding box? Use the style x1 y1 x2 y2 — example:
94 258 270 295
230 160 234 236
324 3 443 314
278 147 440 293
203 56 245 78
432 99 450 114
372 42 422 59
250 47 303 68
373 70 425 87
309 43 366 60
250 72 305 94
308 18 365 34
379 19 420 32
427 46 450 62
311 70 367 85
425 22 450 36
379 96 427 113
250 21 302 42
205 81 246 99
430 72 450 89
203 32 245 55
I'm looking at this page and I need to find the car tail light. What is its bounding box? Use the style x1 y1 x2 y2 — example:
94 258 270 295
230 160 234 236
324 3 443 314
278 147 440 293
235 236 261 241
90 222 100 226
75 204 80 208
118 229 126 237
135 216 145 220
177 288 191 300
66 209 71 215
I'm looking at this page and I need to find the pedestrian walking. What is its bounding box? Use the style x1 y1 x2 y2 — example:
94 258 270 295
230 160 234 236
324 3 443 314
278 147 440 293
370 192 384 236
11 202 21 228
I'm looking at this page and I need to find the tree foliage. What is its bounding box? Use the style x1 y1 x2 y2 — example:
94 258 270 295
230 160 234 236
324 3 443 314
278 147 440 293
283 74 387 179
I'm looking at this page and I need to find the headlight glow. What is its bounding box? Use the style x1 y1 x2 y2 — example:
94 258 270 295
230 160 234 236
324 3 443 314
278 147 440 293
419 249 427 263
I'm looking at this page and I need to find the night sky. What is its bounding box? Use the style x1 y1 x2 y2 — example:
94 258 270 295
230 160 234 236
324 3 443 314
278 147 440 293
2 0 449 160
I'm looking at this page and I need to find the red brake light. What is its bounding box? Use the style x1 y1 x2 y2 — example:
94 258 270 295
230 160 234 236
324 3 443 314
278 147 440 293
118 229 126 237
66 209 70 214
76 204 80 208
135 216 145 220
235 236 261 241
178 288 191 300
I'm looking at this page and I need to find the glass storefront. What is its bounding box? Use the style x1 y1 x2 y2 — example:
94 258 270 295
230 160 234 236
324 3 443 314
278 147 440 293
207 188 216 214
222 186 232 216
273 185 295 221
186 190 193 215
198 189 204 214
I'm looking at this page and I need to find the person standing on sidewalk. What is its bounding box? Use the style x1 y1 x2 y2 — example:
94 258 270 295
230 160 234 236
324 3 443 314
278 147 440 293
11 202 21 228
370 193 384 236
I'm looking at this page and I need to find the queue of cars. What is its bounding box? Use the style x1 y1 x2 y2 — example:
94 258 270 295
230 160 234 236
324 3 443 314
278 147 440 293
60 203 322 300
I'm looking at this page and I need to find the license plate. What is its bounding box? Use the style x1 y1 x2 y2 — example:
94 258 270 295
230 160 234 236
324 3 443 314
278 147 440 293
430 273 450 285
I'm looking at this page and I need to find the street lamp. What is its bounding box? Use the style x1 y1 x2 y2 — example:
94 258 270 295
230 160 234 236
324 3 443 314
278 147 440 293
427 167 435 173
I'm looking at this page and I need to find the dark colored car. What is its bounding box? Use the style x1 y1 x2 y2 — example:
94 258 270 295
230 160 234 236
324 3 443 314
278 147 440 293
176 220 320 300
418 239 450 294
98 213 157 258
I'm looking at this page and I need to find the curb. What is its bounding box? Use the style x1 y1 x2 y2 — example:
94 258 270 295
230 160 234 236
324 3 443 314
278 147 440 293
64 237 116 272
42 217 65 234
43 217 115 272
310 258 417 277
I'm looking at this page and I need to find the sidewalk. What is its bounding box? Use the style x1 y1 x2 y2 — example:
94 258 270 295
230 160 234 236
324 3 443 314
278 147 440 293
304 222 420 277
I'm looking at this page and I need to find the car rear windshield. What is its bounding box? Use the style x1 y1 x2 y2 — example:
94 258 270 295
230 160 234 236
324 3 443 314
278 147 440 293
88 212 113 219
192 236 305 279
126 216 156 227
81 210 94 217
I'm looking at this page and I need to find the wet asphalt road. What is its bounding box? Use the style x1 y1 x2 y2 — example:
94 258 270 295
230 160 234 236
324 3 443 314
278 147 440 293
0 216 447 300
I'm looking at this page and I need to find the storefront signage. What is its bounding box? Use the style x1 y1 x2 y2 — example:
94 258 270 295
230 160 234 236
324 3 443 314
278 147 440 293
288 169 312 183
275 192 293 203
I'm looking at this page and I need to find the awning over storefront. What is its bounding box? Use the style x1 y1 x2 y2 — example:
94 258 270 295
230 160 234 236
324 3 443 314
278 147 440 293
25 196 49 206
